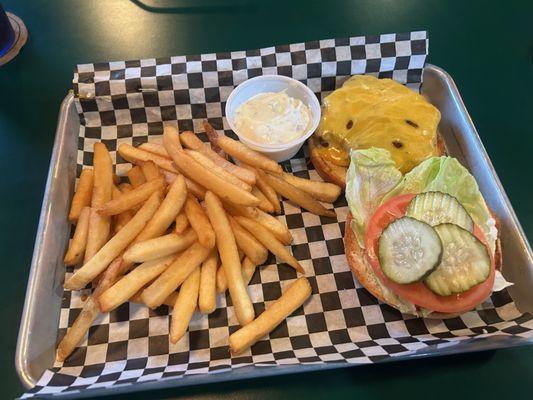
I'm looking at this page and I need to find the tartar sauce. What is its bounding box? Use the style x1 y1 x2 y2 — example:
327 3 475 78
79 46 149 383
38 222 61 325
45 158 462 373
234 90 312 145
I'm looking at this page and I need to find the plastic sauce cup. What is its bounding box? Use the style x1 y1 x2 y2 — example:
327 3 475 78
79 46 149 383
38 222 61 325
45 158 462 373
225 75 321 162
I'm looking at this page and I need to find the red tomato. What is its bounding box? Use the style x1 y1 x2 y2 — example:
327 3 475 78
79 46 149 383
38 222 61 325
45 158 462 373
365 194 495 314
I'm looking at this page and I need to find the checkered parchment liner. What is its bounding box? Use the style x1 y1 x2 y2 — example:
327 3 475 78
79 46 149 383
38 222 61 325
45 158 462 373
24 31 533 397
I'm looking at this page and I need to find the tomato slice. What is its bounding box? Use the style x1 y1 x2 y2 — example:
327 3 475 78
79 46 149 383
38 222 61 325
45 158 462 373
364 194 495 314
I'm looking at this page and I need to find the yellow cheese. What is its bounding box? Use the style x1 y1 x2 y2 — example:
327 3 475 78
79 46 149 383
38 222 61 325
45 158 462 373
316 75 441 173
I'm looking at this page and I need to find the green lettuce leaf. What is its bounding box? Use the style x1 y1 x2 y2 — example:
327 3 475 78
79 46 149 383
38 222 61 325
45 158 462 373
382 156 497 252
345 148 402 247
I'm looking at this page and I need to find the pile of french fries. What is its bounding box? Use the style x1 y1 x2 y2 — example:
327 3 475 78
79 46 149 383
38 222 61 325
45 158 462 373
58 121 341 361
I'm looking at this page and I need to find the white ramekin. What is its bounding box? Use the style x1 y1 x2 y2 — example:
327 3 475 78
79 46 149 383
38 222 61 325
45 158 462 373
225 75 321 162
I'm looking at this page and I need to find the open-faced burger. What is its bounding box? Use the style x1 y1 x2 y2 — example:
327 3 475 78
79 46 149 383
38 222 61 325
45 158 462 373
344 150 509 318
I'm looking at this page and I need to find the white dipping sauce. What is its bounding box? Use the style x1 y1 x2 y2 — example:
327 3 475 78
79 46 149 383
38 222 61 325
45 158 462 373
234 90 312 145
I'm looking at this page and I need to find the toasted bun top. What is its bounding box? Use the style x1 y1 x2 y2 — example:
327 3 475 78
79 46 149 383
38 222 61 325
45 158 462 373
309 133 447 190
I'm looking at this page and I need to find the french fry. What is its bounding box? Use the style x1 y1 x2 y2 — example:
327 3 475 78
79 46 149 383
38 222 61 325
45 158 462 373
123 229 197 263
134 174 187 242
242 257 257 286
164 130 259 207
251 186 274 213
127 165 146 188
253 168 281 214
141 241 211 309
199 250 219 314
98 178 165 216
131 290 178 307
229 216 268 265
98 255 176 312
203 121 226 158
254 208 293 245
205 191 254 325
141 160 163 181
214 135 282 173
56 296 100 362
84 143 113 263
139 142 170 159
56 257 123 362
68 169 94 223
170 267 200 343
119 143 180 174
64 207 91 265
162 171 207 200
222 201 258 219
184 195 216 249
216 252 246 293
181 131 256 185
264 173 336 218
65 193 161 290
174 211 189 234
234 216 303 273
185 149 252 192
119 183 133 192
112 186 134 234
229 277 311 355
279 172 341 203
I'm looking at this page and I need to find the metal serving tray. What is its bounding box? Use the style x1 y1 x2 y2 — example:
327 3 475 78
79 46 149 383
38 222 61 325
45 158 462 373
16 65 533 396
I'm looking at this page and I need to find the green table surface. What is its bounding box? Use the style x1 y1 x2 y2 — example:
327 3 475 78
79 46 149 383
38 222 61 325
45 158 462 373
1 0 532 398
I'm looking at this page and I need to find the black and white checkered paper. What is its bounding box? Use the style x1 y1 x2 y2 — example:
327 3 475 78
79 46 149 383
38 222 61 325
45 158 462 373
24 31 533 398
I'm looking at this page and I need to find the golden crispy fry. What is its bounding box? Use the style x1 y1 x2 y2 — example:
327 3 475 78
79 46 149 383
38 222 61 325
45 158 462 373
112 186 135 234
202 122 226 158
222 201 259 220
123 229 197 263
141 241 211 309
229 215 268 265
139 142 170 159
56 257 123 362
64 207 91 265
164 130 259 207
180 131 256 185
134 174 187 242
264 173 336 218
141 160 163 182
98 178 165 216
252 186 274 213
119 183 133 192
68 169 94 223
127 165 147 188
234 216 303 273
131 290 178 307
162 171 207 200
253 168 281 213
184 195 216 249
205 191 254 325
174 211 190 234
199 250 219 314
56 296 100 362
84 143 113 263
170 267 200 343
229 277 311 355
119 143 180 174
216 252 249 293
241 257 257 286
98 255 176 312
185 149 252 192
279 172 341 203
214 136 282 173
254 208 293 245
65 193 161 290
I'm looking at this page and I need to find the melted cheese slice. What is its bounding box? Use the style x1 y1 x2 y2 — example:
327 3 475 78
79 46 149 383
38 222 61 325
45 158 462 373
316 75 441 173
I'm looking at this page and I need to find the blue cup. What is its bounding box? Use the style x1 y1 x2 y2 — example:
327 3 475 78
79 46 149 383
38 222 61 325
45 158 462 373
0 4 15 57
